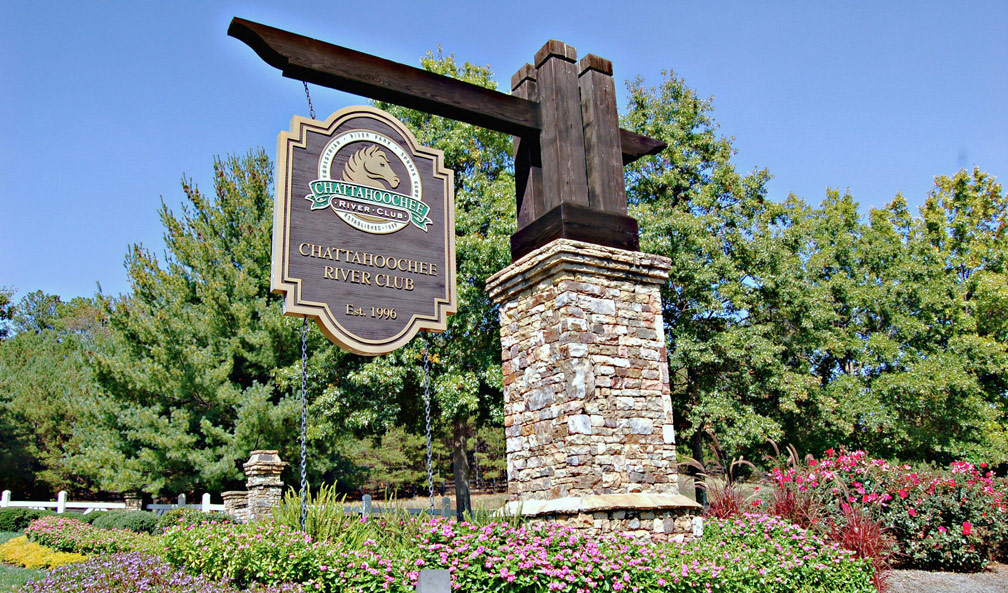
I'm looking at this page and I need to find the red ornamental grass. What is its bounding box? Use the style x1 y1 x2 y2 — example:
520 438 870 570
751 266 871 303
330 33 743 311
830 504 896 593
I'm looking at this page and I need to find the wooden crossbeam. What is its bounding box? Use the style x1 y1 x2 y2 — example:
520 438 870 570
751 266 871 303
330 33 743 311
228 18 665 163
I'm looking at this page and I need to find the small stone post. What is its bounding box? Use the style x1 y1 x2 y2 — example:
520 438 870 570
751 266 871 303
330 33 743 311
222 490 249 523
487 239 702 542
123 493 143 512
244 450 286 522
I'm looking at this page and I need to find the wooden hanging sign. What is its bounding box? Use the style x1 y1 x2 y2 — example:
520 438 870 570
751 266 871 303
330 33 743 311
272 106 456 355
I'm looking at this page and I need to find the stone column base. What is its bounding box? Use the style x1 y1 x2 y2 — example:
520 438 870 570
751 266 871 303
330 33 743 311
222 490 249 523
503 493 703 543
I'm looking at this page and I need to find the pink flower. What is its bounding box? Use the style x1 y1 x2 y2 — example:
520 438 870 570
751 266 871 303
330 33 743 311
938 526 947 534
908 508 916 517
962 521 972 536
898 489 908 499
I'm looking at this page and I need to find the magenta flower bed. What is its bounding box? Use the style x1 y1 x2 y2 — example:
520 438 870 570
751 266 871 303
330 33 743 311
17 552 304 593
25 515 158 555
769 449 1008 571
164 514 873 593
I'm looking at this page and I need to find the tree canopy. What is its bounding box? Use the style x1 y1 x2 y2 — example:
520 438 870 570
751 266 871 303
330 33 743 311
2 52 1005 501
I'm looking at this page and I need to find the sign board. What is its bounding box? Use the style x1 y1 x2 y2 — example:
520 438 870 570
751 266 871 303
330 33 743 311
272 106 456 355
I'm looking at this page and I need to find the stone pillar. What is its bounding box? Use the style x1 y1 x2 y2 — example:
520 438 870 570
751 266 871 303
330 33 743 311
487 239 701 542
123 493 143 512
243 450 286 522
222 490 250 523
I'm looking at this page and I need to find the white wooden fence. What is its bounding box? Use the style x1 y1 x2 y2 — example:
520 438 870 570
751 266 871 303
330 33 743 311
0 490 223 515
146 493 225 516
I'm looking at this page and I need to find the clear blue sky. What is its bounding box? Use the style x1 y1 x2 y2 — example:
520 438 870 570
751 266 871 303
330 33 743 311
2 1 1006 299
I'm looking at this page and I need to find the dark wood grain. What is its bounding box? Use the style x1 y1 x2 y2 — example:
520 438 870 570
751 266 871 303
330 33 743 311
228 18 666 163
579 54 626 214
511 64 543 229
228 17 539 138
509 203 640 261
533 40 589 211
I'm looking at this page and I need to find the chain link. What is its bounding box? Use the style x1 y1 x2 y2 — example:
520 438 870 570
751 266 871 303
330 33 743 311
300 317 308 532
422 346 435 512
302 81 316 120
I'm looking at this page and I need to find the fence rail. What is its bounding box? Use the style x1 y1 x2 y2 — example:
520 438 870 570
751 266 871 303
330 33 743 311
1 490 222 515
146 493 224 516
349 494 455 518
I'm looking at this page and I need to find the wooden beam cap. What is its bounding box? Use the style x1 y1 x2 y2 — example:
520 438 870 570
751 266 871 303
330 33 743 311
578 54 613 77
511 63 537 90
534 40 577 67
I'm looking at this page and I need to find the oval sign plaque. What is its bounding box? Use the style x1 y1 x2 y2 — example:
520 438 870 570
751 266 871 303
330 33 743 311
272 106 456 355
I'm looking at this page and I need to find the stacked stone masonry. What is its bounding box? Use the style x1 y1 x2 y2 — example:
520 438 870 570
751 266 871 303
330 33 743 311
489 239 678 500
488 240 700 542
222 450 286 523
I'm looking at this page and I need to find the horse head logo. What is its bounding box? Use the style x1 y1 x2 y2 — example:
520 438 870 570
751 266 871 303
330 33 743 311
342 145 400 189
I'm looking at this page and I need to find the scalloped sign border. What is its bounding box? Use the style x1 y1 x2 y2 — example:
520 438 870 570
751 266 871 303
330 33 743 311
272 106 456 355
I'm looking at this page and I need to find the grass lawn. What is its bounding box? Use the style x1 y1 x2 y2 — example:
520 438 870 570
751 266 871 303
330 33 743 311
0 531 46 592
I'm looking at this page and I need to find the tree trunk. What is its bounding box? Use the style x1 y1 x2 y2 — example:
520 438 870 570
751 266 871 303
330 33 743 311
451 415 472 519
690 429 708 506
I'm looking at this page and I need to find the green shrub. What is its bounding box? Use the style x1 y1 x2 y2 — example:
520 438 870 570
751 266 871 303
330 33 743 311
0 508 55 532
156 507 233 531
164 513 874 593
80 510 109 524
91 510 159 534
26 515 159 555
766 449 1008 572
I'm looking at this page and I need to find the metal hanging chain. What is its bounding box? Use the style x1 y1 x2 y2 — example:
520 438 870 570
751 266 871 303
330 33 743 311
302 81 316 120
422 346 435 512
298 80 314 534
299 316 308 532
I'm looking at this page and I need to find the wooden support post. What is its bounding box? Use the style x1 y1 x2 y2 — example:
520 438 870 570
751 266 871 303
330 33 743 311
57 491 67 514
511 64 543 230
533 40 588 212
177 493 186 507
201 493 212 512
1 490 10 508
578 55 627 214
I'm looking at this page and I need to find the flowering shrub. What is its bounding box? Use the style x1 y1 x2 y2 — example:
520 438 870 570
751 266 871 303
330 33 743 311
164 522 320 588
0 535 86 569
165 514 873 592
25 515 159 555
16 552 304 593
767 449 1008 572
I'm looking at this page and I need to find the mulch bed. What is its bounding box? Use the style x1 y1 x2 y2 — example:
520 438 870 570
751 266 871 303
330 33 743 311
888 562 1008 593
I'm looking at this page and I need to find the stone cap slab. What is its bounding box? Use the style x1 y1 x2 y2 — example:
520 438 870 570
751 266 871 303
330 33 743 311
487 238 672 305
503 493 701 517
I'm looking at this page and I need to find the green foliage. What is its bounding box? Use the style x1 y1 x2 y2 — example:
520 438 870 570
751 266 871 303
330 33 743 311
86 150 316 495
80 511 109 524
624 72 1008 463
0 293 108 496
0 509 55 532
91 510 159 535
164 514 872 593
766 448 1008 572
25 515 158 555
0 286 13 339
156 507 233 531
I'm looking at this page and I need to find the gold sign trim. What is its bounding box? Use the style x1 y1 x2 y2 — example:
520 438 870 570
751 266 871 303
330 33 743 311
272 106 457 355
